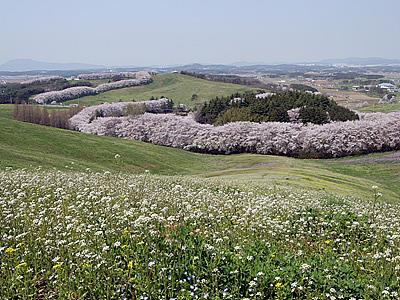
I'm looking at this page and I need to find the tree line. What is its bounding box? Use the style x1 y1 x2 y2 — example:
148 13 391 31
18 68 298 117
195 91 359 125
0 78 92 104
13 104 82 129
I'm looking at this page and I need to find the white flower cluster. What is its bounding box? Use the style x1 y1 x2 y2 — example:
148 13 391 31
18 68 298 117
20 76 64 85
94 78 152 93
287 107 301 123
77 71 151 80
69 98 172 133
1 170 400 298
32 72 152 104
255 92 275 99
70 101 400 158
32 86 96 104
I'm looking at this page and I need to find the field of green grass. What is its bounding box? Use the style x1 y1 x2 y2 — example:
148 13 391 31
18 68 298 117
66 74 256 107
358 95 400 113
0 104 222 175
1 104 400 201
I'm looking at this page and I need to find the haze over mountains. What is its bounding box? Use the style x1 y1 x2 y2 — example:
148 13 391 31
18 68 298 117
0 59 106 72
1 57 400 72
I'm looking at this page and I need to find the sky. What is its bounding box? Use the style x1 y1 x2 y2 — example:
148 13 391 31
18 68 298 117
1 0 399 66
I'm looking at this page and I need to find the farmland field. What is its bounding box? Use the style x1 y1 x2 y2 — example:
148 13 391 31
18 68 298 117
317 88 380 109
65 74 257 107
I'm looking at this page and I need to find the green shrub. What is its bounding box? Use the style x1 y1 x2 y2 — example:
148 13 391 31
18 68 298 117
214 107 253 125
328 105 359 122
299 106 329 124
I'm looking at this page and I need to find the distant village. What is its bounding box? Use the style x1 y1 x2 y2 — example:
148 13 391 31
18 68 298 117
352 82 398 103
352 82 399 93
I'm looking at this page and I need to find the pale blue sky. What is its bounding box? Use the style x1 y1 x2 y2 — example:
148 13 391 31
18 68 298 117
1 0 399 66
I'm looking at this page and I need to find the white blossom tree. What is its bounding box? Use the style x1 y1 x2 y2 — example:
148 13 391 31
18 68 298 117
70 101 400 158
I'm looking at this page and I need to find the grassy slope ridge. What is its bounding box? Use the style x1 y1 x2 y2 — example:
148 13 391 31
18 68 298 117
1 104 399 200
66 74 256 107
0 105 219 174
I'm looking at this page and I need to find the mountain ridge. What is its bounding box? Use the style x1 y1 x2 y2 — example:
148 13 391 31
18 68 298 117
0 59 106 71
2 57 400 72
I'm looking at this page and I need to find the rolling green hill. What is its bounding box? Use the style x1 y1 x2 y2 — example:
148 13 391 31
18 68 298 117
66 74 257 107
0 105 219 174
1 103 400 201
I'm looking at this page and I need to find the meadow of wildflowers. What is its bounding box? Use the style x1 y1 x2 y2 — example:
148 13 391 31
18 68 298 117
1 170 400 299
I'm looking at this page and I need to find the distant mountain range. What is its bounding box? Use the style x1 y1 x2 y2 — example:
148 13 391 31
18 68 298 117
1 57 400 72
0 59 106 71
230 61 273 67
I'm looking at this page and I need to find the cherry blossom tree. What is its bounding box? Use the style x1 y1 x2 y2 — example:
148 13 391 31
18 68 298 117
70 101 400 158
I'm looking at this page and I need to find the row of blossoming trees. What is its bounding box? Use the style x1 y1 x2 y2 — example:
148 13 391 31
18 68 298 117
68 97 400 158
76 71 145 80
32 71 152 104
0 76 95 104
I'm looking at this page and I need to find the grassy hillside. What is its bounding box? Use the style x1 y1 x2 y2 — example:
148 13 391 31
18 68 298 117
359 102 400 112
0 105 221 174
66 74 257 107
1 103 400 200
